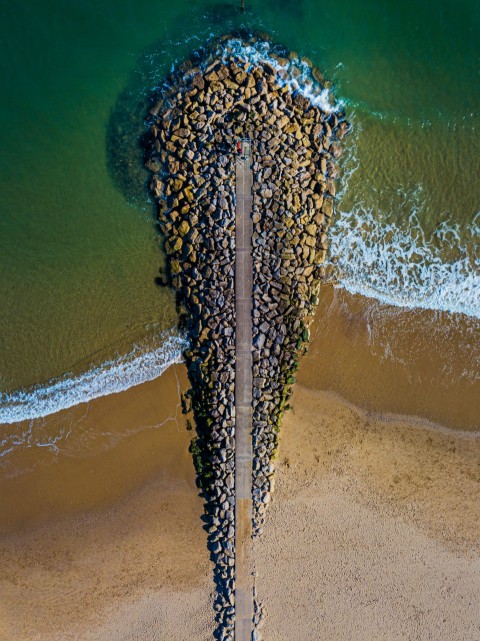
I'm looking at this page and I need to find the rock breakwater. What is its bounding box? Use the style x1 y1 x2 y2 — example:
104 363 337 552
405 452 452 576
249 81 346 535
144 32 348 638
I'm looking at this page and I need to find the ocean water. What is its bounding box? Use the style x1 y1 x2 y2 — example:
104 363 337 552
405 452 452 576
0 0 479 432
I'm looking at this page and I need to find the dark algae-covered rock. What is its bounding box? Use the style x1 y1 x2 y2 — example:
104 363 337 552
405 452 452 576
144 32 348 640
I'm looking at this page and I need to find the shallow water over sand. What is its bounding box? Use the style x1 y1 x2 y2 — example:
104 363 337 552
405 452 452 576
301 287 480 432
0 3 478 639
0 0 478 393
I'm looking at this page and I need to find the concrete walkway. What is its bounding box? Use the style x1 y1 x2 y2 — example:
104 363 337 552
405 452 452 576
234 141 254 641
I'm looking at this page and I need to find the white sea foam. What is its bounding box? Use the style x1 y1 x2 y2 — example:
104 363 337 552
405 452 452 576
329 208 480 318
2 39 477 439
327 110 480 319
215 38 339 113
216 40 478 319
0 333 186 425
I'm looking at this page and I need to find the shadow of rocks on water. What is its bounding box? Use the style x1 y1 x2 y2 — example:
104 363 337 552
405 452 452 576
104 0 306 209
105 3 259 209
106 20 334 639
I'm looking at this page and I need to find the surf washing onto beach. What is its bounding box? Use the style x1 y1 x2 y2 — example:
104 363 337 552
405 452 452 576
1 201 478 430
0 41 478 428
0 1 479 640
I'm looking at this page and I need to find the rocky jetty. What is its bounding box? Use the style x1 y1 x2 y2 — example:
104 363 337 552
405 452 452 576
249 87 347 534
144 33 348 639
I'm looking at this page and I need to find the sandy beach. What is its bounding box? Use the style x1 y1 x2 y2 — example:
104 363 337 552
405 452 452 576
1 2 479 639
0 367 214 641
255 385 480 641
1 368 479 640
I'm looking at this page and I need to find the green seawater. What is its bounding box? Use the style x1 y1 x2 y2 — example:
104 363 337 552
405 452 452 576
0 0 479 395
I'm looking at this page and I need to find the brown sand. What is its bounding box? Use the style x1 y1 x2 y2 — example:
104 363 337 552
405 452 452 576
255 385 480 641
1 374 479 640
0 471 214 641
302 286 480 431
0 365 190 532
1 286 479 640
0 371 215 640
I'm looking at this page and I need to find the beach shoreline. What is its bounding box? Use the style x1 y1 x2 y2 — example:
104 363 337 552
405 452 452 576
1 378 479 640
255 387 480 641
1 3 479 640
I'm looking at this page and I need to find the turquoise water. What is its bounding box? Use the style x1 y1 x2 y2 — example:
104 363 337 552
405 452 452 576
0 0 479 419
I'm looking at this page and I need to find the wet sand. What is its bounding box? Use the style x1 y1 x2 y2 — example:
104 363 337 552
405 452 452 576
302 286 480 431
0 464 214 641
0 289 479 639
0 367 214 641
255 385 480 640
1 380 479 640
0 365 190 532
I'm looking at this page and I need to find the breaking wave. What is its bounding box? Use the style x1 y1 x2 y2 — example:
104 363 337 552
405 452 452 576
329 207 479 319
218 39 479 319
0 333 186 425
2 35 478 433
215 37 338 113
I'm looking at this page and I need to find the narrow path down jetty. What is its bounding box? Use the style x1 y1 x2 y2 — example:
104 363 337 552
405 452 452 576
234 140 254 640
145 38 349 638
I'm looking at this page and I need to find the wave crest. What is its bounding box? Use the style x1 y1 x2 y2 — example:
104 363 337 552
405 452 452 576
0 333 186 425
329 208 479 318
215 37 338 113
